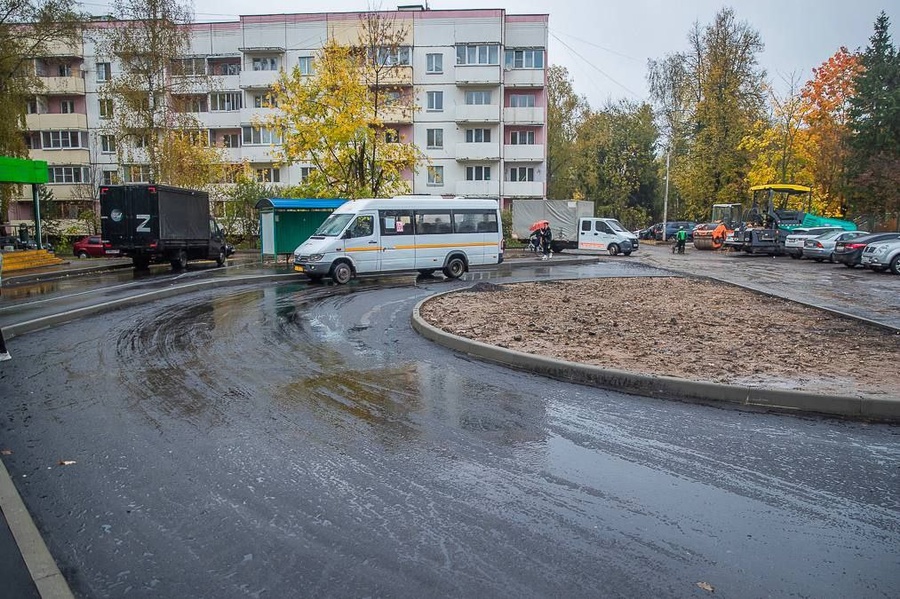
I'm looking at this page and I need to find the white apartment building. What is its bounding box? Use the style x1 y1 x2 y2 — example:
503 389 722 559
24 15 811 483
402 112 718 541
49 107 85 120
11 6 548 234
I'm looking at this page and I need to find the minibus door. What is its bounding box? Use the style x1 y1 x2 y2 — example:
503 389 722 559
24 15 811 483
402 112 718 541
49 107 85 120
342 212 380 274
578 218 608 252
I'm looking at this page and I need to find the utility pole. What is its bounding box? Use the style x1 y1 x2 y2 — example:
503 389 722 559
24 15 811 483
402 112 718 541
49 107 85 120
662 148 669 242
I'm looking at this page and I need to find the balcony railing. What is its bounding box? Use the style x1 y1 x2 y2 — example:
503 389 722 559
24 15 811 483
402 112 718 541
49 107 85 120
503 180 544 198
503 106 545 125
455 142 501 161
39 76 85 95
503 69 544 88
454 104 501 123
455 179 500 197
25 113 88 130
503 143 544 162
455 65 501 85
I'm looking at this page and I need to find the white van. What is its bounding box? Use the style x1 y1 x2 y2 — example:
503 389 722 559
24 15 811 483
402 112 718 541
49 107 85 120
577 217 639 256
292 197 503 284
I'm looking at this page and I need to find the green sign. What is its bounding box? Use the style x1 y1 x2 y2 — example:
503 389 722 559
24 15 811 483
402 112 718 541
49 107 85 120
0 156 49 184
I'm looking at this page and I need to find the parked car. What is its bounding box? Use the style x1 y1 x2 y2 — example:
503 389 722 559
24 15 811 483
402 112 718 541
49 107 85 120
802 230 868 262
860 238 900 274
833 232 900 268
784 227 845 258
0 236 26 250
655 221 697 241
73 235 106 258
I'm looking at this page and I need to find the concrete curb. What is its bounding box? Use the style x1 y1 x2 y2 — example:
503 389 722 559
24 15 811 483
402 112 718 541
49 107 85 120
411 288 900 423
0 460 74 599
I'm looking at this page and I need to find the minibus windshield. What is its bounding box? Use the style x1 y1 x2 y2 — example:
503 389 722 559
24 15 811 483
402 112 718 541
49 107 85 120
313 213 354 236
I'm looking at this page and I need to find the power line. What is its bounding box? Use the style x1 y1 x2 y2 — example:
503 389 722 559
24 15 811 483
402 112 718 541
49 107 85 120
550 28 641 63
550 31 641 100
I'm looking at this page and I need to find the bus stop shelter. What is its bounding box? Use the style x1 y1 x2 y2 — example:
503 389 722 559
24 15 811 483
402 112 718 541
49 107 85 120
255 198 347 261
0 156 49 246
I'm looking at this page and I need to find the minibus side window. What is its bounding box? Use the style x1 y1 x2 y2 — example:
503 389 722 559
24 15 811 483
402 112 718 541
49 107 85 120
380 210 415 236
346 215 374 238
416 210 452 234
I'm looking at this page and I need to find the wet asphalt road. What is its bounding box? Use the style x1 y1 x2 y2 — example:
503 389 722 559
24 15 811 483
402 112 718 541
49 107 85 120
0 260 898 598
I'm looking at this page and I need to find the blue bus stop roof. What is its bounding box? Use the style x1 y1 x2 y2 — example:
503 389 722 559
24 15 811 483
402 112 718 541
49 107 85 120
255 198 347 210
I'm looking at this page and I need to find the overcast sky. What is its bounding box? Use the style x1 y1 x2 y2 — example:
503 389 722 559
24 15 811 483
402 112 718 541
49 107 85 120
83 0 895 109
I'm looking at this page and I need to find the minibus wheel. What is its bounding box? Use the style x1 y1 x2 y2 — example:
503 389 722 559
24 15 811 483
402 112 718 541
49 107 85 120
608 243 620 256
443 256 466 279
331 261 353 284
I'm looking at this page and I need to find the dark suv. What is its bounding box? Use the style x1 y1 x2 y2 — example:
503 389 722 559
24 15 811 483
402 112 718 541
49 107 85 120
73 235 105 258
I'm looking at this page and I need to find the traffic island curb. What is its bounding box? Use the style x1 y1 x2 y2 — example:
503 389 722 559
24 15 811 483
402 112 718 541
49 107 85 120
411 288 900 423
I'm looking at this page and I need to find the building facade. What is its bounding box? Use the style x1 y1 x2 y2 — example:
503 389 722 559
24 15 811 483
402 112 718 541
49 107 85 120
11 6 547 235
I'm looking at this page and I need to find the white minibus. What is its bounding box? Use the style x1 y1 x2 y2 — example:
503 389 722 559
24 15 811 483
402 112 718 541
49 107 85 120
292 197 503 283
576 217 639 256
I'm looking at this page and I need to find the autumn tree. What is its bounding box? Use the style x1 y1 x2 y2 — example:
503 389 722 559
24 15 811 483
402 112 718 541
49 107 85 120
93 0 225 188
847 12 900 228
800 47 861 217
648 8 766 218
0 0 83 225
546 65 588 200
267 13 422 199
571 101 659 228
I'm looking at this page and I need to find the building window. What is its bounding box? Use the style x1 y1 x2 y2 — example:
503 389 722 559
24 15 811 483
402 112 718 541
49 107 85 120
426 128 443 149
221 133 239 148
371 46 410 66
252 57 278 71
298 56 314 76
172 58 206 76
255 167 280 183
210 92 241 111
508 166 535 182
300 166 313 182
426 91 443 111
60 100 75 114
97 62 111 82
57 63 72 77
24 132 40 149
26 98 39 114
242 126 281 145
426 53 443 73
465 128 491 143
509 94 536 108
456 44 500 65
177 96 206 113
385 129 400 143
465 91 491 105
102 170 119 185
48 166 90 183
100 135 116 153
426 166 444 186
505 48 545 69
41 130 86 149
125 165 152 183
509 130 535 145
252 93 277 108
466 166 491 181
99 99 113 119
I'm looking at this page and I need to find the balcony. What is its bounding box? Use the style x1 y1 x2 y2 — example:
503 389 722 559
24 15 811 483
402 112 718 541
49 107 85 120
39 76 85 95
240 107 279 125
41 40 83 58
372 66 413 86
503 180 544 198
26 113 88 130
504 69 544 88
455 65 501 85
454 104 500 123
455 142 501 161
29 149 90 164
503 106 545 125
209 74 241 91
199 111 242 129
503 143 544 162
377 104 414 124
455 180 500 197
240 70 279 89
238 145 279 162
170 77 211 94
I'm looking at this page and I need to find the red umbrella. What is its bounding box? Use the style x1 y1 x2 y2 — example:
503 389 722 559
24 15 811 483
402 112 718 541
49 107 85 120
529 220 549 232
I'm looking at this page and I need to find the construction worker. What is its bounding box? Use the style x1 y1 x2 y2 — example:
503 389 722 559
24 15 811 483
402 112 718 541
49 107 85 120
675 225 687 254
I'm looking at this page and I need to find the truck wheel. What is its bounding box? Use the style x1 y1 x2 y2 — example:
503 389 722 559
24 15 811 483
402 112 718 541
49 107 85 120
890 255 900 275
215 248 226 267
133 256 150 270
171 250 188 270
608 244 620 256
330 261 353 284
442 256 466 279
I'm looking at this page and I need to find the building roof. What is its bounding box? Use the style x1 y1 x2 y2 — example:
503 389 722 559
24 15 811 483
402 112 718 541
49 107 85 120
255 198 347 210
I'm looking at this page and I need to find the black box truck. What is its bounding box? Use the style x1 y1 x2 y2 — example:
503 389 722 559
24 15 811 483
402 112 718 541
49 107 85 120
100 184 232 270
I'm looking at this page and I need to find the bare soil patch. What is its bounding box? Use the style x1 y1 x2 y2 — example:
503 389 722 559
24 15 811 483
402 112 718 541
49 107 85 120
419 277 900 399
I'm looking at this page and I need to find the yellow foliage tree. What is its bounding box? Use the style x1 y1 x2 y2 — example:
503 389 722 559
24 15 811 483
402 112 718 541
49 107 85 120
267 33 423 199
156 130 226 190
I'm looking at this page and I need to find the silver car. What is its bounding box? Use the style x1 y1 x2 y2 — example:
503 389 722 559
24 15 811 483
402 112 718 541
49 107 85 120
802 230 868 262
861 238 900 274
784 227 845 258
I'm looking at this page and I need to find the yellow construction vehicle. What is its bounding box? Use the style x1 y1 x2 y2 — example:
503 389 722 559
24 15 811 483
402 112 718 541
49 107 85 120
693 203 743 250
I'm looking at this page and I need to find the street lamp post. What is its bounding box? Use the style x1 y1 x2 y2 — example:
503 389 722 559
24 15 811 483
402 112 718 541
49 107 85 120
662 148 670 242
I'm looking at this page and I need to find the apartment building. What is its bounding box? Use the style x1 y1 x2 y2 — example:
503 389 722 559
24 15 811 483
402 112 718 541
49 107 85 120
11 6 547 233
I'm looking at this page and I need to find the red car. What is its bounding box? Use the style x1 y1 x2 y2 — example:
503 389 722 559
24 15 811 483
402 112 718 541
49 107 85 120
73 235 105 258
